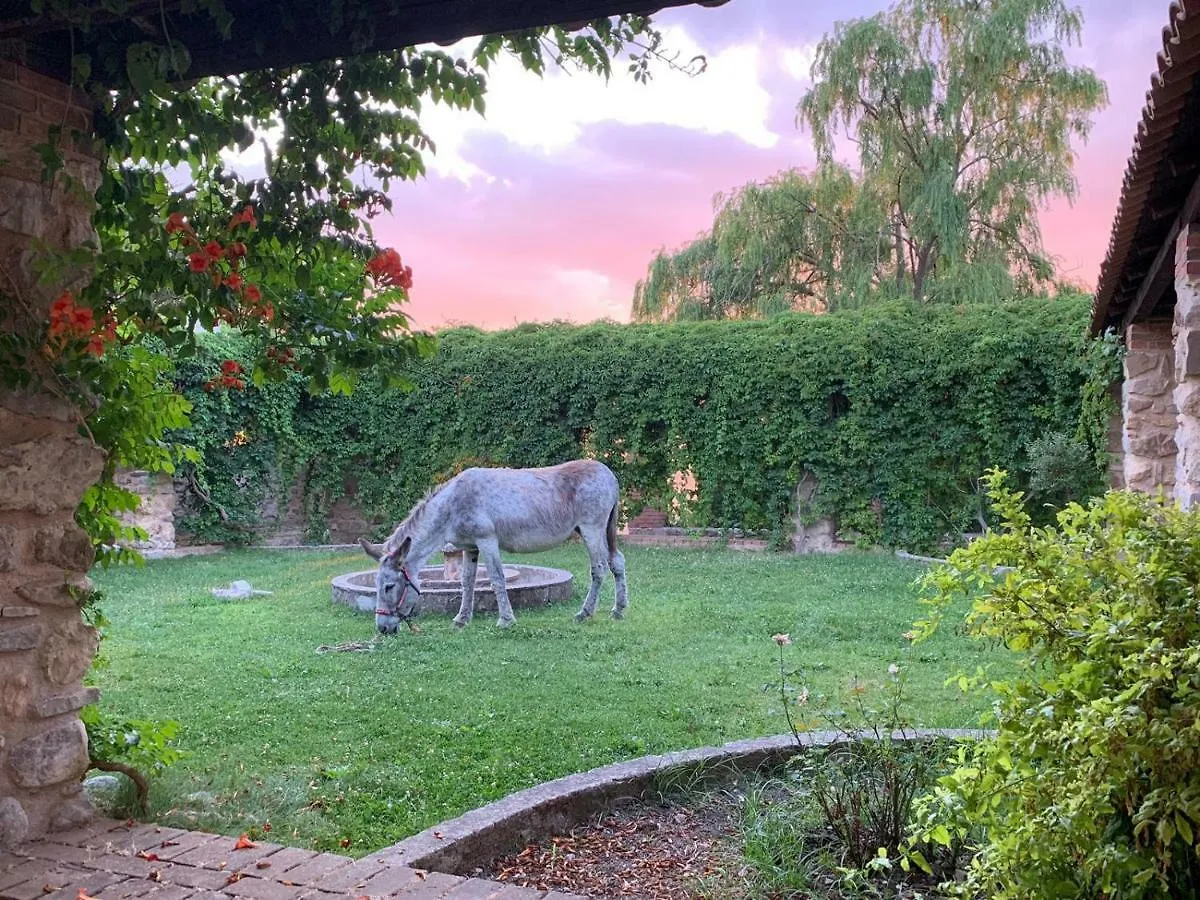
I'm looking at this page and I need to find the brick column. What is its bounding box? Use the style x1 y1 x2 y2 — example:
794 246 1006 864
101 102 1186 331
0 61 104 846
1174 226 1200 508
1122 320 1177 494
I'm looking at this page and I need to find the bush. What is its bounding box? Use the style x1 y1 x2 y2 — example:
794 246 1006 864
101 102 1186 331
911 472 1200 898
1025 429 1102 515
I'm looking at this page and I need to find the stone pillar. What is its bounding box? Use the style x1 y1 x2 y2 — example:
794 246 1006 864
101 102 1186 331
0 60 104 845
1122 320 1177 495
115 469 177 552
1174 226 1200 508
1106 383 1125 489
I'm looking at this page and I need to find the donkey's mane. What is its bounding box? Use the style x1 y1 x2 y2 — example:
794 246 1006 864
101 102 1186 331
385 480 450 552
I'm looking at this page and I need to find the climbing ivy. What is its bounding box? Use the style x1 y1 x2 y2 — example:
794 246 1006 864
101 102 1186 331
174 297 1108 551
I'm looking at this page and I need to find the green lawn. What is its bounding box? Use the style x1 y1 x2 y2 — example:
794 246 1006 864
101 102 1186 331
89 545 1007 854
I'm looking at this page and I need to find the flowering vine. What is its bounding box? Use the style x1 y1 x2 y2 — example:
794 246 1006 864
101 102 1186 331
45 292 118 359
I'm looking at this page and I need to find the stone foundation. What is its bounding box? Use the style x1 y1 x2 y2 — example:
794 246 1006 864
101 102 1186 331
0 60 103 845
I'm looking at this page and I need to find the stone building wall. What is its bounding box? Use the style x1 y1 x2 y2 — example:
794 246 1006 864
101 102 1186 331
0 61 103 846
1122 319 1177 494
1174 226 1200 508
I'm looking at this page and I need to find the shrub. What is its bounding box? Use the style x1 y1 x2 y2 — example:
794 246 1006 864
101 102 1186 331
754 637 961 894
1025 429 1103 515
911 472 1200 898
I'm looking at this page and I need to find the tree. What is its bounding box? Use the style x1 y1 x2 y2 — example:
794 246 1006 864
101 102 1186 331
632 165 894 321
633 0 1106 322
799 0 1106 302
1 10 685 558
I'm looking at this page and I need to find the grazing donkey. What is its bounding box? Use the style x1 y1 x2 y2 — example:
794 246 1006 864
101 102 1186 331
361 459 628 633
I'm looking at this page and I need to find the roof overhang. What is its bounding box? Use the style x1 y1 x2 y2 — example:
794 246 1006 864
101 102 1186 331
1092 1 1200 335
0 0 725 84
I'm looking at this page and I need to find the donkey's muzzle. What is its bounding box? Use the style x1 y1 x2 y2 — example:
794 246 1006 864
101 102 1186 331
376 613 401 635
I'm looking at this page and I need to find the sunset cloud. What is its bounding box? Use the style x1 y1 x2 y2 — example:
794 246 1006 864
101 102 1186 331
367 0 1164 329
417 24 780 183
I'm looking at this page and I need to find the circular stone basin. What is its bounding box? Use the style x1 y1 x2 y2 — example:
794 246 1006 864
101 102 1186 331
332 563 574 615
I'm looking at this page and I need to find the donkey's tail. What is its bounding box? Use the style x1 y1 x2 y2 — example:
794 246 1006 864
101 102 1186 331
606 500 619 556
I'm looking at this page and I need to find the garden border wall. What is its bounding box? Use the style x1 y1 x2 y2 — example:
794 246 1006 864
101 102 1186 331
367 728 985 876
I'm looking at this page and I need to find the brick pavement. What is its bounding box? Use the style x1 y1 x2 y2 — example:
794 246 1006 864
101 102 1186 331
0 820 584 900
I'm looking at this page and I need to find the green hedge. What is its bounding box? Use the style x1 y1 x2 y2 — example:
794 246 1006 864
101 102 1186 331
173 298 1110 551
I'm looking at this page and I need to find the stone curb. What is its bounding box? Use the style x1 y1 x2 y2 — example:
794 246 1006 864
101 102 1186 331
367 728 986 875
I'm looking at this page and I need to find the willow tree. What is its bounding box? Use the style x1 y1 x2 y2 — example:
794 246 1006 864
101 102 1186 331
633 0 1106 322
799 0 1106 302
632 164 895 321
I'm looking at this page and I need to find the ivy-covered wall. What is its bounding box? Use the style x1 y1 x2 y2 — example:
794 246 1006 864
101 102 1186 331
172 298 1109 551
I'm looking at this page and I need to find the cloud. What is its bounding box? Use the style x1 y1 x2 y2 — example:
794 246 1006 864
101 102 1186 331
416 25 779 182
779 44 816 82
551 267 628 322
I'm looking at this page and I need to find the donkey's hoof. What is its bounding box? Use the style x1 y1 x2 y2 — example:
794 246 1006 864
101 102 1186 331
453 618 468 630
611 609 625 620
573 610 591 624
497 617 516 629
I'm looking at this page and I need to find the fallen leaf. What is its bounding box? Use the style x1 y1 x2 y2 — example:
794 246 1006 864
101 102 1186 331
225 873 244 885
160 840 180 847
339 838 351 848
262 822 272 833
414 871 427 881
136 851 160 861
77 891 99 900
433 831 444 840
233 833 257 850
149 870 162 883
255 861 272 870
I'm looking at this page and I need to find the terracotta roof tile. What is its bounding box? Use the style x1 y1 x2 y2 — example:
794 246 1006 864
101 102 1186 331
1093 1 1200 333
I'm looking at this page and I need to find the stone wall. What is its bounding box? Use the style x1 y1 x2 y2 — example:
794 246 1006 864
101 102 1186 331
201 472 375 547
621 471 844 553
1174 226 1200 508
115 471 177 551
1122 319 1177 494
0 61 103 845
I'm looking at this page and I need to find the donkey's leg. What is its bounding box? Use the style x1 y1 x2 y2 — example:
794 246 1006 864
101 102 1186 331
479 540 516 628
574 526 610 623
610 548 628 619
453 549 479 629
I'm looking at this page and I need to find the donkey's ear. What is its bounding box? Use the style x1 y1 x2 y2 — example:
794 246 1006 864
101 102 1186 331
360 537 385 560
385 536 412 564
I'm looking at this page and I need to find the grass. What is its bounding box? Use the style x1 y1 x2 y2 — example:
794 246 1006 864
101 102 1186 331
89 545 1009 855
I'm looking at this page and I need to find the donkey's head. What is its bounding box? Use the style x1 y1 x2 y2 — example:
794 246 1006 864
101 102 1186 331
360 536 420 634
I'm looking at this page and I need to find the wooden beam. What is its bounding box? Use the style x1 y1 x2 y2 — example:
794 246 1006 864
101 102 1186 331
1124 170 1200 329
1168 157 1200 180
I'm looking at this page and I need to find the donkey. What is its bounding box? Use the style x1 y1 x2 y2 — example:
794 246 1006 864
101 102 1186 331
360 459 628 633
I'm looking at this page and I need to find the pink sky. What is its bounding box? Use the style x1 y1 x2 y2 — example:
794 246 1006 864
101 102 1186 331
370 0 1169 330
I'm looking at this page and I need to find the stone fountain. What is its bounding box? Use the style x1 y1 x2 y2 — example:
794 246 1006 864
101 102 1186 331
332 544 574 616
